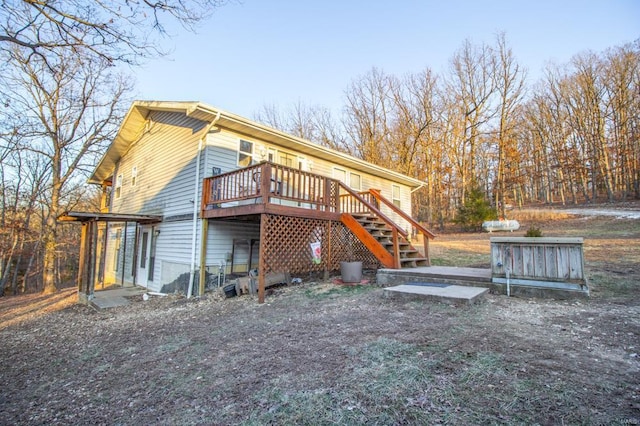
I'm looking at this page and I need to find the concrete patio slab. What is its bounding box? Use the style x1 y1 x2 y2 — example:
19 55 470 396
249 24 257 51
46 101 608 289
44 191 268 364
90 287 147 310
384 283 489 305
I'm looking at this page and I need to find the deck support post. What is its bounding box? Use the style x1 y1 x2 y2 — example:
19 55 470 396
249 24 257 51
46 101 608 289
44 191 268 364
258 213 267 303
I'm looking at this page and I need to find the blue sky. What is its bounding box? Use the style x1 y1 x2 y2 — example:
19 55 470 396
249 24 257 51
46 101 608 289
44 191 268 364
134 0 639 118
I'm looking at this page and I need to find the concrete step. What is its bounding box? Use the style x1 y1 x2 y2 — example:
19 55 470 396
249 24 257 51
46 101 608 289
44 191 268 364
377 266 492 288
384 283 489 305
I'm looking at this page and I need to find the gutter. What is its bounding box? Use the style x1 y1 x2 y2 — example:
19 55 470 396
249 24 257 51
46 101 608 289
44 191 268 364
186 112 221 298
411 181 427 193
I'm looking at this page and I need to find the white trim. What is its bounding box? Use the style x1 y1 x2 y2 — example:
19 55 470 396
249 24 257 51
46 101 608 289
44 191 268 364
392 184 401 208
115 174 123 199
350 172 362 191
237 139 254 167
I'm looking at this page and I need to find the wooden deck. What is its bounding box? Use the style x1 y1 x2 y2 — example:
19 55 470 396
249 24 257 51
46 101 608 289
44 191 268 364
201 162 341 220
199 161 436 303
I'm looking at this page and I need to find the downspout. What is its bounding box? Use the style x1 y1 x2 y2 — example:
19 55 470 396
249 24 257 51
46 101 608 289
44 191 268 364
187 112 221 298
408 182 427 241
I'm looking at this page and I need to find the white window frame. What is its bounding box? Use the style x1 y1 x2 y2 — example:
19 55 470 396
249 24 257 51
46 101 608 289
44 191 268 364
237 139 254 167
350 172 362 191
115 174 123 199
392 184 401 208
267 148 276 163
131 166 138 187
333 167 347 184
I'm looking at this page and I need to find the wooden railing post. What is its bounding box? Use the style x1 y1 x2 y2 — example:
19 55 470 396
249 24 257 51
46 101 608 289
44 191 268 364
200 176 211 215
324 177 331 212
392 227 401 269
260 162 271 204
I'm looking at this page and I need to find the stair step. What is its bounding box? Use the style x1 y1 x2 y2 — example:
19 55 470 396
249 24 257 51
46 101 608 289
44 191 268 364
400 258 429 268
364 225 391 233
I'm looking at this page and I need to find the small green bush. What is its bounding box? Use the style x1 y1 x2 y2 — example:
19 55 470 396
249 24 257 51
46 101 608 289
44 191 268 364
525 226 543 237
454 187 497 231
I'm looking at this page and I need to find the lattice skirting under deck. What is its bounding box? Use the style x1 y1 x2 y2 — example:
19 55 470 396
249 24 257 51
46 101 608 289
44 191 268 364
260 214 379 275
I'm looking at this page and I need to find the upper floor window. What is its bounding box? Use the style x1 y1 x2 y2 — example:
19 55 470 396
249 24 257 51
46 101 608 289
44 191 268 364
278 151 298 168
333 167 347 184
350 173 362 191
392 184 401 208
115 174 123 199
238 140 254 167
131 166 138 187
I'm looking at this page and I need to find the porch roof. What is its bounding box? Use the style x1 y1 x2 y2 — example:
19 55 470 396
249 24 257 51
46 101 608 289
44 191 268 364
58 211 163 224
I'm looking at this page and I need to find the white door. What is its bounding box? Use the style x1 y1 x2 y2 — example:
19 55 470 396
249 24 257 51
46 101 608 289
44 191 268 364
137 227 150 287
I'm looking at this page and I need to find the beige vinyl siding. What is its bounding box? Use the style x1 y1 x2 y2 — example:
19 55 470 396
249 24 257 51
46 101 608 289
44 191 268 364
228 138 411 230
204 132 415 230
111 111 207 217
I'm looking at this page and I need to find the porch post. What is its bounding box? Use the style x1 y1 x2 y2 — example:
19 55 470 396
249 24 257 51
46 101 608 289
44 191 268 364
89 220 98 295
77 220 97 304
198 218 209 296
77 222 88 303
258 213 267 303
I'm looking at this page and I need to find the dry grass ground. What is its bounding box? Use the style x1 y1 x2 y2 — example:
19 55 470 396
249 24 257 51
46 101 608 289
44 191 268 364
0 209 638 425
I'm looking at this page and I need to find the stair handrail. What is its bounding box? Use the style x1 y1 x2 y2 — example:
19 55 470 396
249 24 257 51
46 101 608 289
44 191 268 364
338 183 408 239
368 189 436 239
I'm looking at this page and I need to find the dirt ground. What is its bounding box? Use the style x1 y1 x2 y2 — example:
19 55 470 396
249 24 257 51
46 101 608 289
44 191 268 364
0 209 638 425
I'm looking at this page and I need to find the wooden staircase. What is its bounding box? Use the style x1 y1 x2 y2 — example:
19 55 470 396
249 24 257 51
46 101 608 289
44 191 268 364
338 184 435 269
343 212 429 268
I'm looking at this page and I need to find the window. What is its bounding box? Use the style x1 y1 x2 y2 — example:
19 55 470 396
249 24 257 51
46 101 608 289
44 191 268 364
278 151 298 168
350 173 362 191
238 140 254 167
115 174 123 199
131 166 138 187
392 185 401 208
333 167 347 183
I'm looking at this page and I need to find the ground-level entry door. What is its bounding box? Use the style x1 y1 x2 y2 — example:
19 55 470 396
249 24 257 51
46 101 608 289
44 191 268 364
137 226 151 287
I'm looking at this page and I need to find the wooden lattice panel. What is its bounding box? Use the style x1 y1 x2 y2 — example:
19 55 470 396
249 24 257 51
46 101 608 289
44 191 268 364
262 215 329 275
329 222 379 269
261 215 379 275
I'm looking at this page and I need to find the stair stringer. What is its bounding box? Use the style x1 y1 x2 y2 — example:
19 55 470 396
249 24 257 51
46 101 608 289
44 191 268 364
340 213 397 268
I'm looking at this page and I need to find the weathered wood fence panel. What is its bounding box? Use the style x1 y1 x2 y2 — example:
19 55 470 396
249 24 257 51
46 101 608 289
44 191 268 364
490 237 586 284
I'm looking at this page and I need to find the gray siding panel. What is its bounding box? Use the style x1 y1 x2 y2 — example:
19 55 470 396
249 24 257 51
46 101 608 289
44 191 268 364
112 111 207 217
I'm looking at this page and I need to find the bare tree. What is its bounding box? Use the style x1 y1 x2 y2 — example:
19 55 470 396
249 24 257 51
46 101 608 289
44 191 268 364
602 42 640 199
492 33 526 217
343 67 394 164
446 39 498 201
0 48 130 294
254 101 346 151
0 0 229 66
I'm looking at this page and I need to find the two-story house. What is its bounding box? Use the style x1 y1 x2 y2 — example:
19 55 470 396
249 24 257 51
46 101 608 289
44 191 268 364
63 101 434 303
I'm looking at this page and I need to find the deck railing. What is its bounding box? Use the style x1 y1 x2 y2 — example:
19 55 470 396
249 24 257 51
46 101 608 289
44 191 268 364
201 161 340 212
201 162 435 269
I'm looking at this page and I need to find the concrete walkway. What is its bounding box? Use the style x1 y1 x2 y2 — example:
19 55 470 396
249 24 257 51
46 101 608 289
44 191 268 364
90 286 147 310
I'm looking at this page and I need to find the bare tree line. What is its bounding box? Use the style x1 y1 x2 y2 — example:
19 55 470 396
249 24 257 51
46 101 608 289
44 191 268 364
255 35 640 228
0 2 637 297
0 0 228 295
